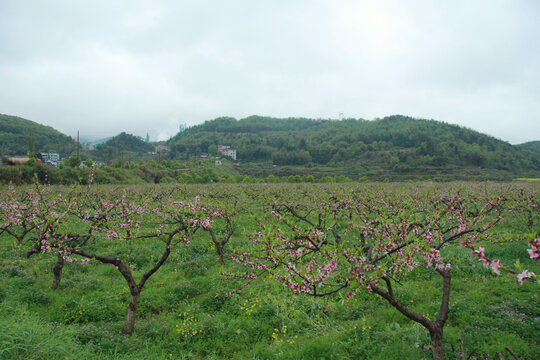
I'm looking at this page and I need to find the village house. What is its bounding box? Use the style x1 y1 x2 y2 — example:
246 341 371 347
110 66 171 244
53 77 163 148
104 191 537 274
217 145 237 160
155 145 171 154
40 153 61 167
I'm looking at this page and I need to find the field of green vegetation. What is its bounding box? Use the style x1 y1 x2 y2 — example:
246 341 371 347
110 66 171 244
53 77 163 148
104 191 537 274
0 181 538 359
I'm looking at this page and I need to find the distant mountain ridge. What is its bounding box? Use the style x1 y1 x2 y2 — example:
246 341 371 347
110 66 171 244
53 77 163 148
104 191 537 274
0 113 75 157
95 132 153 153
1 113 538 180
517 141 540 154
0 115 154 162
167 115 540 180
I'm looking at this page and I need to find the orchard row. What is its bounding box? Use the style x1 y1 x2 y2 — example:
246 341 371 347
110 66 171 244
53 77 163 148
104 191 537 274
1 179 538 360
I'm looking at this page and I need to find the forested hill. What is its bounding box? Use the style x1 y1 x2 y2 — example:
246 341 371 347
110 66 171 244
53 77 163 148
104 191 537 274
92 132 154 161
2 113 538 181
168 115 540 180
517 141 540 154
0 113 75 157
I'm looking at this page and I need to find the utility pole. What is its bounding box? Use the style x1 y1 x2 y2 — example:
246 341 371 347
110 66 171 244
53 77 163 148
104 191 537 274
77 131 80 164
28 128 35 157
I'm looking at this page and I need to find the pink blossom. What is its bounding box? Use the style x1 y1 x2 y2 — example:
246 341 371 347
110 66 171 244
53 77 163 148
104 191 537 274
270 210 282 220
472 247 485 257
200 218 211 229
490 259 501 275
527 238 539 259
472 247 490 268
517 270 535 285
527 248 538 259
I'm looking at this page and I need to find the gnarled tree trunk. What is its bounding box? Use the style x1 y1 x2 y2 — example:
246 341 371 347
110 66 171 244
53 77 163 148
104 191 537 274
370 269 452 360
51 253 64 289
216 243 225 264
122 289 141 335
208 227 228 264
429 327 445 360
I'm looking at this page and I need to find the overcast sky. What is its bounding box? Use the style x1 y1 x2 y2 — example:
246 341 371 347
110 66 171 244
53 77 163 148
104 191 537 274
1 0 539 143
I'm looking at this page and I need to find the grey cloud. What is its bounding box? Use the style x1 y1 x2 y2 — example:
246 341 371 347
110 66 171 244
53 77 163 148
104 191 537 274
0 0 538 143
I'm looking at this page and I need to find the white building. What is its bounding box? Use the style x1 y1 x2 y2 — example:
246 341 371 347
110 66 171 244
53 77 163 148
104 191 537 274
217 145 237 160
40 153 61 167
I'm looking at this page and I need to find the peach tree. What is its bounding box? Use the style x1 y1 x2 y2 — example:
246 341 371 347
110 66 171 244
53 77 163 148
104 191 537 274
233 187 537 360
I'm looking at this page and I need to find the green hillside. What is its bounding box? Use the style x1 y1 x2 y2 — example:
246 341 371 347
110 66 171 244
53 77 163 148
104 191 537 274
517 140 540 154
2 113 538 182
0 113 76 157
167 115 540 180
92 132 155 162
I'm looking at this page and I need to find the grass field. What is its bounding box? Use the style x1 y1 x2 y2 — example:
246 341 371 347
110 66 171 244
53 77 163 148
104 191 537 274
0 182 538 359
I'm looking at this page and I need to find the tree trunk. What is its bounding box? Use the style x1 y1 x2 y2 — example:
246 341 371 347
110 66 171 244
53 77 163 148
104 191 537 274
370 269 452 360
51 253 64 289
430 327 445 360
216 243 224 264
122 290 140 335
70 242 173 336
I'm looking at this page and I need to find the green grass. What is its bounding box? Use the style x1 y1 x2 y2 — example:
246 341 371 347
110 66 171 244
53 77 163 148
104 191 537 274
0 182 538 359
